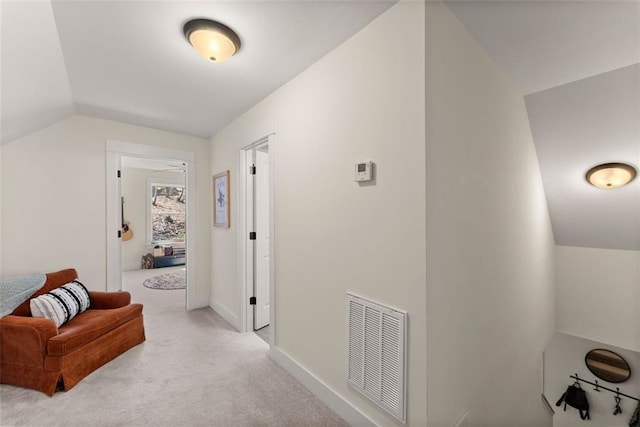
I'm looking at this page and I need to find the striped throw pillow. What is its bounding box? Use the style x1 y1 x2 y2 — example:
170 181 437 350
30 280 91 327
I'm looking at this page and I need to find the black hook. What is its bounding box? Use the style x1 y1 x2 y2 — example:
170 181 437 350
613 388 623 415
573 373 582 388
593 380 600 392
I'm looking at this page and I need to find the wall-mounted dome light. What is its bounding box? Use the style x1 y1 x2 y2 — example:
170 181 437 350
585 162 637 189
183 18 241 63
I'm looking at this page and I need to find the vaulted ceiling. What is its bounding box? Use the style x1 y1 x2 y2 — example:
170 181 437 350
2 1 638 251
0 0 395 143
446 1 639 251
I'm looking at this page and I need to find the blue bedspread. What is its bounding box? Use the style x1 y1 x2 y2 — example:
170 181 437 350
1 274 46 317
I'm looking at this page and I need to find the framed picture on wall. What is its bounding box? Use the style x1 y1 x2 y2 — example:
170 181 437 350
213 171 230 228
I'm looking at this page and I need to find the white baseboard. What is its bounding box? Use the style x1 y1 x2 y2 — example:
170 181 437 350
270 347 376 427
209 298 240 331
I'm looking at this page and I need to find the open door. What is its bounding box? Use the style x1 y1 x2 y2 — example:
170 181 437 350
253 147 270 330
105 140 196 310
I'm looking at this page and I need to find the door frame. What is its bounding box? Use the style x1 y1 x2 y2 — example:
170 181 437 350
105 140 197 310
238 134 276 343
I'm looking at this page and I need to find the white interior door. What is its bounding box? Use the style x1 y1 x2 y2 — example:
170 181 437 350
254 148 270 330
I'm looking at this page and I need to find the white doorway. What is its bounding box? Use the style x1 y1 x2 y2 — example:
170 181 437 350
239 135 275 342
106 140 197 310
119 156 187 310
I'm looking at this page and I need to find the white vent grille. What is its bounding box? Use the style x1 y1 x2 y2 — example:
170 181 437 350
347 293 406 423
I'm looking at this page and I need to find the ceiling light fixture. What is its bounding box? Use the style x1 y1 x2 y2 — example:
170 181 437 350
585 162 637 189
183 18 241 63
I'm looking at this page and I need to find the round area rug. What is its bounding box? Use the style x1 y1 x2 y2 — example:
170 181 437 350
143 270 186 290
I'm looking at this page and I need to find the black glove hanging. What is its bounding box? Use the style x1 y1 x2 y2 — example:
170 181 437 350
556 382 590 421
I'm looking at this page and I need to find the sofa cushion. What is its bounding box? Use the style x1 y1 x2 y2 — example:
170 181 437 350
47 303 143 356
12 269 78 317
30 281 91 327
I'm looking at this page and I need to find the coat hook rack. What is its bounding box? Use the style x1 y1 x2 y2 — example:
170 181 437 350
569 375 639 402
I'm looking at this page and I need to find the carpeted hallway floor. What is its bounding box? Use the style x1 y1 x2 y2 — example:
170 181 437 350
0 269 348 426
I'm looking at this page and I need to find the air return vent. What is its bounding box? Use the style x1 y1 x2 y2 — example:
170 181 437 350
347 293 406 423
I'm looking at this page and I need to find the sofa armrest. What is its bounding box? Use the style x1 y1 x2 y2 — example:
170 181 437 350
89 291 131 309
0 315 58 367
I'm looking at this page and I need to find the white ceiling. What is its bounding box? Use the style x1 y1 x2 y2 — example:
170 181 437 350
526 65 639 251
0 0 395 144
1 1 76 143
444 0 640 95
445 1 640 251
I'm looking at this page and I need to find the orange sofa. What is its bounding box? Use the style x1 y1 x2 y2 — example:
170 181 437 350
0 268 145 396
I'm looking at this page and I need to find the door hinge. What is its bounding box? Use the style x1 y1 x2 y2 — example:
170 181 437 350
117 230 122 238
249 296 256 305
249 164 256 175
117 170 121 178
249 232 256 240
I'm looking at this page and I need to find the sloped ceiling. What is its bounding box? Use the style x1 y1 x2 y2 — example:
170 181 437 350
444 1 639 96
446 1 640 251
525 65 639 250
0 0 395 144
1 1 76 143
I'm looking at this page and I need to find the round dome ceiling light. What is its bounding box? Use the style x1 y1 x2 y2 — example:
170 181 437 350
585 162 637 189
183 18 241 63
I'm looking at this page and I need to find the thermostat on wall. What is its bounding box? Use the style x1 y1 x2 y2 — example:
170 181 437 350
354 161 374 182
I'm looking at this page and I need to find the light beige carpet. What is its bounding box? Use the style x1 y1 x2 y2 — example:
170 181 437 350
0 270 347 426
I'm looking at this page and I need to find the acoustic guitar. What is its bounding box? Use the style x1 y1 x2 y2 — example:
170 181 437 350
121 197 134 242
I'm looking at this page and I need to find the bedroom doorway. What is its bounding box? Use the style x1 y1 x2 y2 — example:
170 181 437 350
119 156 187 312
105 140 197 310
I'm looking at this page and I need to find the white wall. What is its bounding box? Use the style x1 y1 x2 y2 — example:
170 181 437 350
210 3 427 425
425 2 556 426
556 246 640 352
0 146 3 275
121 167 184 271
544 332 640 427
0 115 210 307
